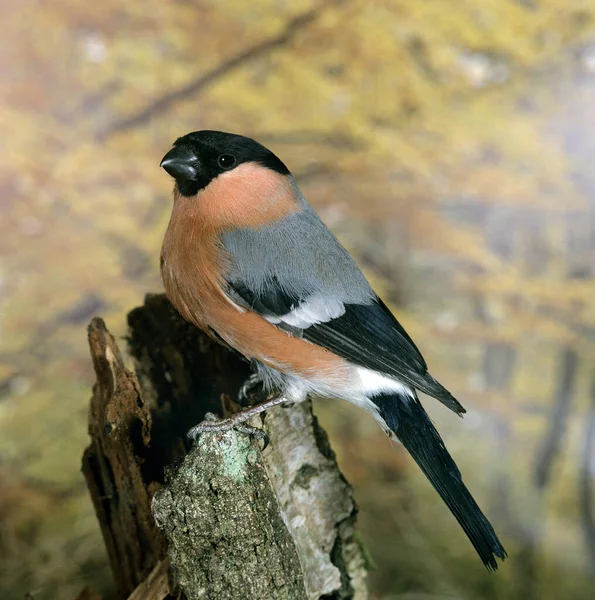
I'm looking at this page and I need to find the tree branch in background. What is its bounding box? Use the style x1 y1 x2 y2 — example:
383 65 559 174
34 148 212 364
99 0 347 139
534 347 578 489
579 379 595 575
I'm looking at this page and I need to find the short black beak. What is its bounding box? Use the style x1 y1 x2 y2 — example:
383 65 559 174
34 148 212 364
160 146 199 181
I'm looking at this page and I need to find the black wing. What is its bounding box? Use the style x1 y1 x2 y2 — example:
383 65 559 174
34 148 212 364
225 276 465 415
303 296 464 414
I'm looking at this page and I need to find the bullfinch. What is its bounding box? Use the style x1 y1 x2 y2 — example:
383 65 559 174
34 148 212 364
159 130 506 570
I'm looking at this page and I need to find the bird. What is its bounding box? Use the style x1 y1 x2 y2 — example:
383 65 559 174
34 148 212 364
159 130 507 570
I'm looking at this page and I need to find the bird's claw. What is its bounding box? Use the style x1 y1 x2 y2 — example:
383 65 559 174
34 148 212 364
235 424 269 450
187 414 269 450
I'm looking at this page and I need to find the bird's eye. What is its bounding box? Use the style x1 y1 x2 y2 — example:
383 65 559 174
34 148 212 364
218 154 236 169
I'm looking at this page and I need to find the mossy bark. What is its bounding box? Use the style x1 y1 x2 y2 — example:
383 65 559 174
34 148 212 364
152 430 307 599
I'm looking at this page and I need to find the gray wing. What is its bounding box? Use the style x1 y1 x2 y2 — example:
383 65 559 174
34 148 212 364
222 203 374 309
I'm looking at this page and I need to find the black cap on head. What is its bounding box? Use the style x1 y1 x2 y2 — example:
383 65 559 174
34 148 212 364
160 130 290 197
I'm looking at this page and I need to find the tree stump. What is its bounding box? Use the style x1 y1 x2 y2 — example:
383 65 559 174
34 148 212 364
81 294 368 600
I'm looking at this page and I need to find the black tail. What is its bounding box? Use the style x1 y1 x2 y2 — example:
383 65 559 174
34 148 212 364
372 391 507 570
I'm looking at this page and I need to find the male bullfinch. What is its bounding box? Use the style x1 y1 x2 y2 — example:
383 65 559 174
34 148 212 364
159 130 506 570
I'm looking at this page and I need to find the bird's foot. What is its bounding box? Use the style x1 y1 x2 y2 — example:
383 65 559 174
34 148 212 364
188 394 290 449
188 411 269 448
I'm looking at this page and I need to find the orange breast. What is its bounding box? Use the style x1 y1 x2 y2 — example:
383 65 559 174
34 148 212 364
161 168 351 388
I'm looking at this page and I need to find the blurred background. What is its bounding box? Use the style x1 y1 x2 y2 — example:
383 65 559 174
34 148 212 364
1 0 595 598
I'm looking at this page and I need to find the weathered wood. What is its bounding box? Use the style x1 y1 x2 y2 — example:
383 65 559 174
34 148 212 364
82 318 167 599
83 294 368 600
126 560 170 600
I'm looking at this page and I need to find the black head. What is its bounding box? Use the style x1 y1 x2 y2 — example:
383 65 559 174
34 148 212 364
160 130 290 197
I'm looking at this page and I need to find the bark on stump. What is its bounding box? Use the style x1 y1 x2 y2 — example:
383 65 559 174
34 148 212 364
81 294 368 600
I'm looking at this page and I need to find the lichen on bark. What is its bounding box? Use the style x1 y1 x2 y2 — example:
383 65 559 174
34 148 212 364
152 429 308 600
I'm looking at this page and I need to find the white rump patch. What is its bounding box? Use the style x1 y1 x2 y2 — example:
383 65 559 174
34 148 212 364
265 293 345 328
355 367 414 398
